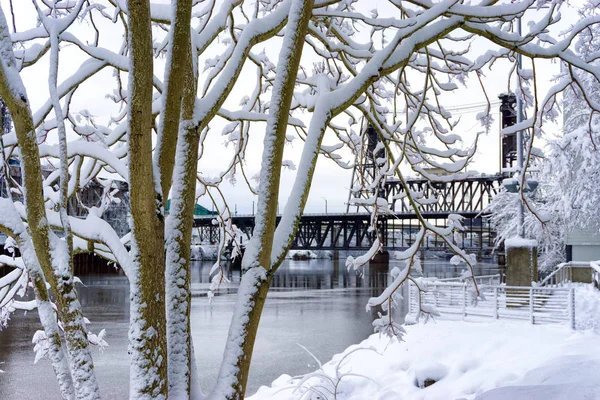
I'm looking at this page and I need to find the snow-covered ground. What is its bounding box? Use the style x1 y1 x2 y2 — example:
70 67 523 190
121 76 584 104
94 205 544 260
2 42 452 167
250 284 600 400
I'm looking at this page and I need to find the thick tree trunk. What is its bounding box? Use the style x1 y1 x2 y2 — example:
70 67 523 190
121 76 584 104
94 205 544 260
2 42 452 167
0 199 74 400
155 0 193 200
211 1 314 397
0 8 99 399
165 44 200 397
127 0 168 398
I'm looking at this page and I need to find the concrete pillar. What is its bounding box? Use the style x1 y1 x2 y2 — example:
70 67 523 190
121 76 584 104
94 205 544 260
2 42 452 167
371 250 390 265
230 247 244 271
505 238 538 286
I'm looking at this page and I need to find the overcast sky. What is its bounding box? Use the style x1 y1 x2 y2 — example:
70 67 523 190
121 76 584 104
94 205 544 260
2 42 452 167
1 0 577 215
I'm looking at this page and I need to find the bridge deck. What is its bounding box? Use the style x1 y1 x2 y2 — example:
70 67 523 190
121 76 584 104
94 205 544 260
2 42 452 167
193 176 502 252
193 211 495 252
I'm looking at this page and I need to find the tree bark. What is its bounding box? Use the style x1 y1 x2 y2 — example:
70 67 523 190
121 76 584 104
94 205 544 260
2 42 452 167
211 1 314 397
0 200 74 400
155 0 193 201
0 8 99 399
127 0 168 397
165 41 200 397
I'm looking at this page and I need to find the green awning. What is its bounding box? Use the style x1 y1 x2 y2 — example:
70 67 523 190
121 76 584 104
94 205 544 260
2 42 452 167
165 199 217 216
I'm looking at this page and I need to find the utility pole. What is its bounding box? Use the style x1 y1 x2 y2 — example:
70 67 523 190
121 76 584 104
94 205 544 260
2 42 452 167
516 17 525 238
321 197 328 214
503 16 538 288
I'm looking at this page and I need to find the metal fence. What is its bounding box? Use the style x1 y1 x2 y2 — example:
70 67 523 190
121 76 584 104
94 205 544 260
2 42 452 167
540 261 600 287
592 261 600 289
540 261 587 287
408 281 575 328
434 274 502 285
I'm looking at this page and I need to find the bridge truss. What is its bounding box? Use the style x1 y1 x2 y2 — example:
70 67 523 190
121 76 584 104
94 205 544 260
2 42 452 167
193 175 502 253
384 175 503 214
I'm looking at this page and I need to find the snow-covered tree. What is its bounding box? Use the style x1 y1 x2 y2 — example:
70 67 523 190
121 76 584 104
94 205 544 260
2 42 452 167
487 187 565 271
489 9 600 270
544 11 600 235
0 1 599 399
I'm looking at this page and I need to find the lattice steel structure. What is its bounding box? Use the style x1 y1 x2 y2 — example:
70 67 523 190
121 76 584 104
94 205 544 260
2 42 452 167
499 93 518 171
384 175 503 214
0 98 15 199
346 124 385 213
193 211 496 253
195 97 517 254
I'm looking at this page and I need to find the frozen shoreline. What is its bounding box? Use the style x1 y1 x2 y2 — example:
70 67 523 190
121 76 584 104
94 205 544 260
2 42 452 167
190 245 336 261
250 284 600 400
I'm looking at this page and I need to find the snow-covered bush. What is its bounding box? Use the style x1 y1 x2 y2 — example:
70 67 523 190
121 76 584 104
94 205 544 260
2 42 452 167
488 17 600 271
487 188 564 271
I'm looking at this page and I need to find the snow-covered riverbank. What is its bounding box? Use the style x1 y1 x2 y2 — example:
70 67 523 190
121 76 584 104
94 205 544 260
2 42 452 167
250 284 600 400
190 245 336 261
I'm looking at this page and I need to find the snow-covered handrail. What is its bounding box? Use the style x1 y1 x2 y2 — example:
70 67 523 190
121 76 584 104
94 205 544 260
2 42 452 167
433 274 501 285
590 261 600 290
540 261 594 287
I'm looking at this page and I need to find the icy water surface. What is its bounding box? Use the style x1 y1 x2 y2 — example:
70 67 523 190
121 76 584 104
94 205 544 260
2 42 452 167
0 258 500 398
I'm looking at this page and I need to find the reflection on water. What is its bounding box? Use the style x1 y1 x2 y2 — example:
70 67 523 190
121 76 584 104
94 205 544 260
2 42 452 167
0 257 499 398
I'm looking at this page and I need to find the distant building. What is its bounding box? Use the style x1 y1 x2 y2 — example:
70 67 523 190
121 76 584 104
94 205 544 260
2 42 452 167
0 156 131 239
165 199 217 217
566 230 600 263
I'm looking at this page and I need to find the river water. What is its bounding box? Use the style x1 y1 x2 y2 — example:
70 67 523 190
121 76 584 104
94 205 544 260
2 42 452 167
0 258 500 399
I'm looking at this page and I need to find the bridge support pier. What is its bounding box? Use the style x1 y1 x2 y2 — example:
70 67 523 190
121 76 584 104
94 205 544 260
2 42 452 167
506 238 537 286
231 248 245 271
371 250 390 266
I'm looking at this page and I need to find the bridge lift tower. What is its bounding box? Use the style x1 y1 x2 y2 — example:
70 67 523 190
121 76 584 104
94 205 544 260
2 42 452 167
498 93 518 172
0 99 13 198
346 123 385 213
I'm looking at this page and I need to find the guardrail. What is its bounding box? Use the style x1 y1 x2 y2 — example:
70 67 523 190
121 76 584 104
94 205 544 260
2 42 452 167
408 281 575 328
540 261 600 287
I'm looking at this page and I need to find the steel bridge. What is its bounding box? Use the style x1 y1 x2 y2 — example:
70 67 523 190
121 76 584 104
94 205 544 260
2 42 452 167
193 93 521 253
193 175 503 253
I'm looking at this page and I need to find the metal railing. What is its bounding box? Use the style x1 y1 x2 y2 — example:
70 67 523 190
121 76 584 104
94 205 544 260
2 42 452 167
408 281 575 328
428 274 502 286
540 261 600 287
591 261 600 290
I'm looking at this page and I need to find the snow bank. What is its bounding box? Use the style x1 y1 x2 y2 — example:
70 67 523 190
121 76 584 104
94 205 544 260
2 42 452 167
286 250 333 260
574 283 600 330
190 245 219 261
476 356 600 400
250 286 600 400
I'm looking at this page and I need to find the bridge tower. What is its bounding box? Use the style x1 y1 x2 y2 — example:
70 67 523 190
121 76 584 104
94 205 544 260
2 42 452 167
0 99 13 198
498 93 517 172
346 123 385 213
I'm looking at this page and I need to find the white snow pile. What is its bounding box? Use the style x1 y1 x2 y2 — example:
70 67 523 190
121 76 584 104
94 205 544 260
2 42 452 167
505 236 538 249
250 287 600 400
286 250 333 260
574 283 600 330
190 245 219 261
